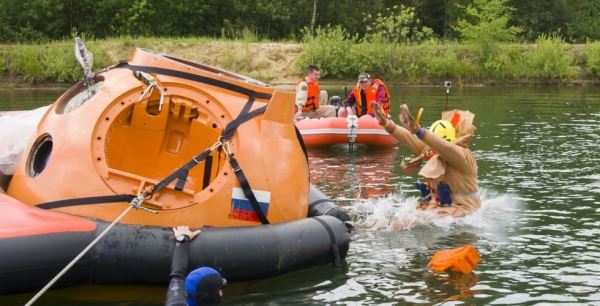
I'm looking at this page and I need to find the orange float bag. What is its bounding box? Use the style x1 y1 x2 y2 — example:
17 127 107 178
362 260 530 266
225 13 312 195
428 244 480 274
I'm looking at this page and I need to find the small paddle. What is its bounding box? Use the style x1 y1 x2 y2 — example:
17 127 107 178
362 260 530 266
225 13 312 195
415 107 424 128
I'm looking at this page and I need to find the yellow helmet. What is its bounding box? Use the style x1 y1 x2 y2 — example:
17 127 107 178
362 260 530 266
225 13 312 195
429 119 456 143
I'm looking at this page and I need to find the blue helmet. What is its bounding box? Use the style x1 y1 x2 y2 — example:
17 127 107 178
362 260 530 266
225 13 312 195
185 267 226 306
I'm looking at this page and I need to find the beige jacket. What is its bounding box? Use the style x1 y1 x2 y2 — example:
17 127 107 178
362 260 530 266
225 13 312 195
389 110 480 216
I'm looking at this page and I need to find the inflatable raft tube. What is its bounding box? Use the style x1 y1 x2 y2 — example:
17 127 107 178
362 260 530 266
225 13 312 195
308 184 351 222
0 192 351 294
296 116 397 148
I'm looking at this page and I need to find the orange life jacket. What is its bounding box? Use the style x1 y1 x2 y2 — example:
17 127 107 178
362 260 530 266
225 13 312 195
352 79 391 116
296 78 320 112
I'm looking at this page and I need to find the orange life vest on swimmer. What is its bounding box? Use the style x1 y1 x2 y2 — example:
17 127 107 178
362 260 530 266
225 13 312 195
296 78 320 112
353 79 391 116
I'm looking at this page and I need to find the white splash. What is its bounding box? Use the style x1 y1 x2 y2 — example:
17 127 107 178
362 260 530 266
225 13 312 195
350 188 521 231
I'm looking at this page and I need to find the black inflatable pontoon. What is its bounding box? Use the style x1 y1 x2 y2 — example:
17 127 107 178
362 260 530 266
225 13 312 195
0 185 351 294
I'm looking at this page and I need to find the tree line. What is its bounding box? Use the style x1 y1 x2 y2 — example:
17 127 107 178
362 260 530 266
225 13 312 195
0 0 598 43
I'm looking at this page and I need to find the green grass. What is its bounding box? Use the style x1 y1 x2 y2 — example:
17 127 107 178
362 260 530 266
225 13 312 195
586 41 600 77
295 27 595 84
521 34 578 80
1 35 599 87
0 40 112 83
0 36 279 85
296 39 589 84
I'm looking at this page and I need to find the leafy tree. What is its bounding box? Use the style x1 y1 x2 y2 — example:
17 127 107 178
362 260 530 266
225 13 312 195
406 0 472 40
0 0 16 42
0 0 599 44
566 1 600 42
509 0 573 42
363 4 434 44
315 0 387 41
455 0 521 64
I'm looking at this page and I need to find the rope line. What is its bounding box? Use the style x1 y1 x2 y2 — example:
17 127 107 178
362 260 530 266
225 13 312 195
25 204 135 306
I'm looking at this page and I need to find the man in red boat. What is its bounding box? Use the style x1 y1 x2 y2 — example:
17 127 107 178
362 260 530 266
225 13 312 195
294 65 336 120
339 73 391 118
166 226 227 306
373 103 480 217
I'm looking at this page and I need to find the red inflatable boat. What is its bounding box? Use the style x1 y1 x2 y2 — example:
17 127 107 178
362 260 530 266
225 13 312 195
296 116 397 148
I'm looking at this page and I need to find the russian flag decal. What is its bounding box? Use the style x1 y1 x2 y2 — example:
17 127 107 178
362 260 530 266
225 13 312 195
229 188 271 222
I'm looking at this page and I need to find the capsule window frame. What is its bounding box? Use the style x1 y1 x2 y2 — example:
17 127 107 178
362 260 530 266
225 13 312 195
26 134 53 178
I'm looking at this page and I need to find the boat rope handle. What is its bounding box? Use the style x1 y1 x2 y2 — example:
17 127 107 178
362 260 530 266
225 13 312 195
322 206 338 216
25 190 157 306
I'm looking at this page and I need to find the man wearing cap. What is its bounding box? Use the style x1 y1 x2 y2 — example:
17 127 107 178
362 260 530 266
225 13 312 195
166 226 227 306
294 65 336 120
339 73 391 118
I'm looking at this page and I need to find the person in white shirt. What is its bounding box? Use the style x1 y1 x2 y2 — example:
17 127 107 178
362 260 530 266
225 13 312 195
294 65 335 120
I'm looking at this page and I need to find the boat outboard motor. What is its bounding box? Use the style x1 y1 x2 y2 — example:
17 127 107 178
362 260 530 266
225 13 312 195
329 96 341 116
444 80 452 111
329 96 341 107
347 115 358 152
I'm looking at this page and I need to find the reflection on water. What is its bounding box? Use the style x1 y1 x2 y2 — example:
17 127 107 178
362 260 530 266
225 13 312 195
308 146 401 201
0 90 64 111
1 86 600 305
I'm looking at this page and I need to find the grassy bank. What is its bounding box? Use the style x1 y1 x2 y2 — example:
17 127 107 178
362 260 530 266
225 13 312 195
2 36 600 88
297 30 600 85
0 36 301 88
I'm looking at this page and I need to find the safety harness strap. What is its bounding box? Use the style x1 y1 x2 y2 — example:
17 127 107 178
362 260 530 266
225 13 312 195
114 62 272 100
153 97 266 194
37 67 270 226
174 169 188 191
308 199 332 211
222 104 264 139
202 155 213 189
228 156 269 225
313 217 342 267
219 94 270 224
155 149 211 192
37 194 136 210
295 126 308 163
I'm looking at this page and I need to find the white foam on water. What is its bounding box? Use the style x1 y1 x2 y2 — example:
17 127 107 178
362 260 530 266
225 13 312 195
350 188 522 231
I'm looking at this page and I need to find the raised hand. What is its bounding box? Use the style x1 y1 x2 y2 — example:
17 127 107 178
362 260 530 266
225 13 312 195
399 104 418 133
372 102 396 134
371 102 387 126
173 226 202 240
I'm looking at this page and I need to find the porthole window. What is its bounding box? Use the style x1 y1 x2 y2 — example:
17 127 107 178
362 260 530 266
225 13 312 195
26 134 53 177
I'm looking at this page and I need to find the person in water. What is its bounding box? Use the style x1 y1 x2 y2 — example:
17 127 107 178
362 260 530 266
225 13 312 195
165 226 227 306
294 65 336 120
373 103 480 217
339 73 391 118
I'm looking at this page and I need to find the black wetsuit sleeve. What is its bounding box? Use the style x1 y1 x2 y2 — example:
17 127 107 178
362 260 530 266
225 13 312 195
165 277 187 306
165 238 190 306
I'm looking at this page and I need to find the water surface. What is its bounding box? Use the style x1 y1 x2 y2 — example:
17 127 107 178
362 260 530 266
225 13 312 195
1 85 599 305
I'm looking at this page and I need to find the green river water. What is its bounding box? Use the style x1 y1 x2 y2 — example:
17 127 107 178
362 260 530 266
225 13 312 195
1 85 599 305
